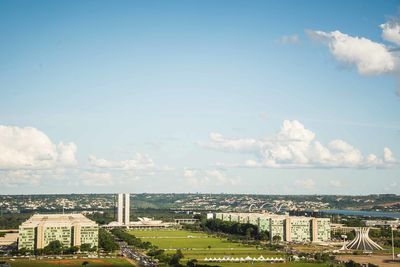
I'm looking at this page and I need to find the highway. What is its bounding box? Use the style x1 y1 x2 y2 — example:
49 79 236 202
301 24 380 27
118 241 158 267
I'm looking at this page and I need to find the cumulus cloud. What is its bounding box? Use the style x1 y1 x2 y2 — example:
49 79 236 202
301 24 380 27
183 169 241 187
205 120 397 168
381 21 400 46
84 154 171 186
88 153 155 171
0 125 77 170
307 17 400 95
307 30 395 75
0 170 41 187
0 125 78 187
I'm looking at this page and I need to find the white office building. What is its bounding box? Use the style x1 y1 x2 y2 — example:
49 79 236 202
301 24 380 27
117 193 130 226
107 193 176 229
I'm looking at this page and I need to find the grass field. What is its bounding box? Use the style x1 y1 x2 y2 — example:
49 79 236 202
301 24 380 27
129 229 285 262
216 263 332 267
1 258 133 267
128 230 337 266
131 230 207 238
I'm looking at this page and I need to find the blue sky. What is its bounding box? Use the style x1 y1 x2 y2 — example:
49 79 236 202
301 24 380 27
0 0 399 194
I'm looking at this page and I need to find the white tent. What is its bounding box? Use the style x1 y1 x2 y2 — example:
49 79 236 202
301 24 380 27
240 257 245 262
204 257 209 262
245 256 252 261
258 255 265 261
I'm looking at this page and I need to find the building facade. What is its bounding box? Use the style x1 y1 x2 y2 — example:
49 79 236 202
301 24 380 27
18 214 98 251
213 212 330 243
117 193 130 226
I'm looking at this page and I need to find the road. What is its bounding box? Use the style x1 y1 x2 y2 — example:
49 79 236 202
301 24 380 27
118 241 158 267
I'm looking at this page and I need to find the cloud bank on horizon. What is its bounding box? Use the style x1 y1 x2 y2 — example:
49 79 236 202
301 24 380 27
205 120 397 169
307 18 400 95
0 121 397 188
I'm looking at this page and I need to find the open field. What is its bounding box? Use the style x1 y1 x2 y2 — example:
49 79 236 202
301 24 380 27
216 263 333 267
128 230 342 266
129 229 285 263
0 258 133 267
130 230 246 250
131 230 208 238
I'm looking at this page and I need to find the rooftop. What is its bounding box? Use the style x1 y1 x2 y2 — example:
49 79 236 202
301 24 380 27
20 213 97 228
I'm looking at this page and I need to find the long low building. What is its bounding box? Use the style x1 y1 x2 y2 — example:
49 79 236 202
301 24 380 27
213 212 330 243
18 214 98 251
105 217 177 229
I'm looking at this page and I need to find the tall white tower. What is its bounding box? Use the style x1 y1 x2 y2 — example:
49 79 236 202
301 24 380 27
117 193 130 226
124 193 130 225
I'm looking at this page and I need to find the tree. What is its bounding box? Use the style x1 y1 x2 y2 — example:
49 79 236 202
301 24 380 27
99 228 118 252
82 261 89 266
187 259 198 267
259 230 270 241
80 243 92 252
65 246 79 254
169 250 184 266
43 240 63 255
272 235 281 243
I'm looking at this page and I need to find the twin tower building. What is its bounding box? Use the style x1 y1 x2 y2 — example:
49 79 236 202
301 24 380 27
117 193 130 226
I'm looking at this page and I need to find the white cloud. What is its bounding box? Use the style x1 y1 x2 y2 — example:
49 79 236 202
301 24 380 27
381 21 400 46
307 30 395 75
205 120 397 168
307 18 400 96
277 34 300 45
0 125 78 187
384 147 396 163
0 170 41 187
88 153 155 170
85 154 171 186
183 169 241 187
294 178 315 190
0 125 77 170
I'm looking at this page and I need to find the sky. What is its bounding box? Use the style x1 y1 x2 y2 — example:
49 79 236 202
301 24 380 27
0 0 399 195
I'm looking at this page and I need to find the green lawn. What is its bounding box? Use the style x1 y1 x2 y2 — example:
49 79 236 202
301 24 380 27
130 230 245 250
2 258 133 267
129 229 284 262
215 263 332 267
129 230 207 238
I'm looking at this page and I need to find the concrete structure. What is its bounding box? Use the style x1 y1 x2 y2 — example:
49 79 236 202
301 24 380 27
106 217 177 229
213 212 330 243
18 214 98 251
345 227 383 251
107 193 177 229
117 193 130 226
364 219 400 228
331 223 357 235
174 218 199 225
0 232 18 246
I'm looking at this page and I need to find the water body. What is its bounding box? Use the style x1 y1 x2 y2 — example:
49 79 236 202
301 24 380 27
320 209 400 219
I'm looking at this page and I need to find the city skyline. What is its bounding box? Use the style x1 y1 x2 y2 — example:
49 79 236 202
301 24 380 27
0 0 399 194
